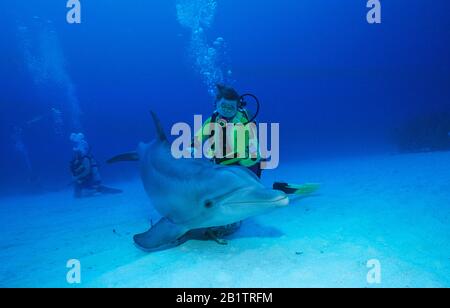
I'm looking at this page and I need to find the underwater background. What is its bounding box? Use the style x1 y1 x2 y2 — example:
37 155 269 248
1 0 449 196
1 0 450 288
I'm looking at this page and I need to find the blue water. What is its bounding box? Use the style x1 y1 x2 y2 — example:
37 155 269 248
1 0 450 288
1 1 449 195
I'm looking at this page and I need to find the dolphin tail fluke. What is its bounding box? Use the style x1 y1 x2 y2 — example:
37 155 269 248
134 218 188 252
107 152 140 164
150 111 168 142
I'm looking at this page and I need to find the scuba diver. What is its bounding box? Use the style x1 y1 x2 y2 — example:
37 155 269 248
70 133 123 198
191 84 319 243
193 84 319 195
193 84 262 177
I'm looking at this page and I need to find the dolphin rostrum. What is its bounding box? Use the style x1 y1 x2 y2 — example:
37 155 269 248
108 112 291 252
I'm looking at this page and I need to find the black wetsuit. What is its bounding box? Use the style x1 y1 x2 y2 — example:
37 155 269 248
70 154 101 198
70 153 122 198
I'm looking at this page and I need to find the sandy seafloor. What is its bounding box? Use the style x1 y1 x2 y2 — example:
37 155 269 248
0 151 449 288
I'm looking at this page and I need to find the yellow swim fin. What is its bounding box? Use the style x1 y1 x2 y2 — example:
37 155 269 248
288 183 321 196
273 182 320 196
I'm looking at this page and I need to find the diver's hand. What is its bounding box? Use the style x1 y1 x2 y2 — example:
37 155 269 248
72 176 82 185
249 144 258 154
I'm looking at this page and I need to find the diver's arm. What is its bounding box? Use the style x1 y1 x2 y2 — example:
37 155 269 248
193 117 212 144
236 118 260 167
190 117 212 154
240 126 260 166
74 157 91 181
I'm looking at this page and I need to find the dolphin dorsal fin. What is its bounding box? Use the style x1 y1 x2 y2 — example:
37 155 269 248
150 111 168 142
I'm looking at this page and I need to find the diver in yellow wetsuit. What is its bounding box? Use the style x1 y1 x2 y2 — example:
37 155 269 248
191 84 319 244
193 85 262 177
194 84 319 195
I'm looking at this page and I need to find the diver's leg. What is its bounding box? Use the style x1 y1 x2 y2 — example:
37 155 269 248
273 182 297 194
74 182 83 198
273 182 320 195
97 185 123 194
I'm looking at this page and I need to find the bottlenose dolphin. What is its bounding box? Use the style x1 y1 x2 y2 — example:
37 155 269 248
108 112 291 252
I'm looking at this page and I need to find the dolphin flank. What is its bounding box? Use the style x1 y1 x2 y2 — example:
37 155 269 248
108 111 290 252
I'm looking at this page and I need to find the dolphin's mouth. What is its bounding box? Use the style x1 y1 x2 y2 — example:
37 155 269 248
227 195 289 205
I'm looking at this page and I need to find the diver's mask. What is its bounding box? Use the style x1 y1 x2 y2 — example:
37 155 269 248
216 98 238 119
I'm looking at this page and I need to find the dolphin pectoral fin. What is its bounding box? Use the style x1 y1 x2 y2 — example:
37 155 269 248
133 218 188 252
107 152 140 164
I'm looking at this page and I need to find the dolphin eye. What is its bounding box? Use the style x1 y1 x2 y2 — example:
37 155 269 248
204 200 214 209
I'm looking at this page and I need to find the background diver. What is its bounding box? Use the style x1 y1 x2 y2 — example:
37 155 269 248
70 133 123 198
